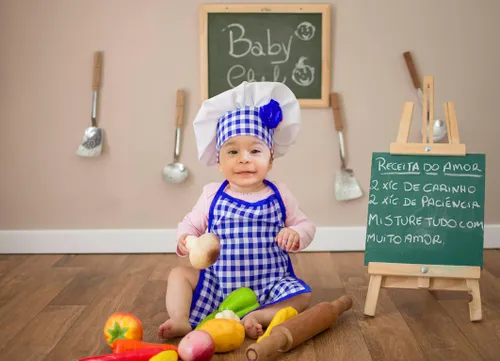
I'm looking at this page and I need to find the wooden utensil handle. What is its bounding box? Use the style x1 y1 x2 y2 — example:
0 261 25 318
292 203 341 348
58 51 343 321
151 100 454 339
279 296 352 348
403 51 421 90
330 92 343 131
92 51 103 91
245 296 353 361
245 330 290 361
176 89 185 127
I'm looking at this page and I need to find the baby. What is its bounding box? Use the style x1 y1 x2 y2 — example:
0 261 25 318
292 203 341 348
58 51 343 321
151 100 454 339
158 81 316 340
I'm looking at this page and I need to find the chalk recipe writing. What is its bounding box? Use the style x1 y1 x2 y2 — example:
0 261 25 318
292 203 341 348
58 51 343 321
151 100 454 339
366 153 485 250
222 22 317 88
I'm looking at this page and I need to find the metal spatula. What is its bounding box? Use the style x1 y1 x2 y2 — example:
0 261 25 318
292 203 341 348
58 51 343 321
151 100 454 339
331 92 363 201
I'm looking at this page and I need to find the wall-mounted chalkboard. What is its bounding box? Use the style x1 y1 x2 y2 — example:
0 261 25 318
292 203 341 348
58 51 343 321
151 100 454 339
364 152 486 267
200 4 331 108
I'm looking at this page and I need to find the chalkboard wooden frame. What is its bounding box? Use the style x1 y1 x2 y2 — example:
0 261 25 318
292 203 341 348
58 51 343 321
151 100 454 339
199 4 331 108
363 75 483 322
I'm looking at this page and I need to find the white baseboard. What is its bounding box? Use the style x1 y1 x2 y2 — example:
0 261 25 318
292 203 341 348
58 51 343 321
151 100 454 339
0 225 499 254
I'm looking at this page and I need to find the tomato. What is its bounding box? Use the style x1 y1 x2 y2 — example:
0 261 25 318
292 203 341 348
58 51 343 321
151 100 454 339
104 312 143 347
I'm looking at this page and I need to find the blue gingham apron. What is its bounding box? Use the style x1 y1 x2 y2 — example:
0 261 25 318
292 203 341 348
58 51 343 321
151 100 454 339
188 179 311 328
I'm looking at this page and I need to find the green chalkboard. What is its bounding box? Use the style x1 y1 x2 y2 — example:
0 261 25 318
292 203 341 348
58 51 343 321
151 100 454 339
200 5 331 108
364 152 486 267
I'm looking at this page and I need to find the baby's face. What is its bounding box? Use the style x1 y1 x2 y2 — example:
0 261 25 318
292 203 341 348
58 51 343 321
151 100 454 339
218 136 272 190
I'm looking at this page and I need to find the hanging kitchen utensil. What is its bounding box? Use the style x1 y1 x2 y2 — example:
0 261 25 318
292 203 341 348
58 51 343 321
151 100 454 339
77 51 104 157
331 92 363 201
162 89 189 184
403 51 447 142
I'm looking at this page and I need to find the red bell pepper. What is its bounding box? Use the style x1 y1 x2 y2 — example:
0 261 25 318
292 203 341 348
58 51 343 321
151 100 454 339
77 347 163 361
112 339 177 354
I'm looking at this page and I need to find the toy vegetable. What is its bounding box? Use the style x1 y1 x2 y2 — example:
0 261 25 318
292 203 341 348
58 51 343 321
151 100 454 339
112 339 177 354
149 350 178 361
177 330 215 361
104 312 143 347
215 309 240 321
185 233 220 269
198 318 245 353
78 347 163 361
257 306 298 343
195 287 260 329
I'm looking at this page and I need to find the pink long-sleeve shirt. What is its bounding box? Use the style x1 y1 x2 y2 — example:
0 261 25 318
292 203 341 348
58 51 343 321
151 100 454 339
176 182 316 256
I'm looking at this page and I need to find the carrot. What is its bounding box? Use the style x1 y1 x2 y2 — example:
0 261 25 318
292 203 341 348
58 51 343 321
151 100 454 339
112 339 178 354
78 347 163 360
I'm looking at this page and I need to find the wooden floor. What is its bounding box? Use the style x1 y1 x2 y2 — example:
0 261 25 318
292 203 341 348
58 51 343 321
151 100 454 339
0 251 499 361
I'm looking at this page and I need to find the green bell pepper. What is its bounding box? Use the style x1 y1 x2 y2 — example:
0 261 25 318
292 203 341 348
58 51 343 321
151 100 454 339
218 287 260 317
195 287 260 329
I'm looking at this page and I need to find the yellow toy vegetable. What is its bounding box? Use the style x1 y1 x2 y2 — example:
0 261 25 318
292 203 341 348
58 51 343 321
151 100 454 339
198 318 245 353
149 350 178 361
257 306 298 343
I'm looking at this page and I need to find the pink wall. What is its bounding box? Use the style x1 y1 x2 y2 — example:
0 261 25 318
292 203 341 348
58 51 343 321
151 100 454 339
1 0 499 230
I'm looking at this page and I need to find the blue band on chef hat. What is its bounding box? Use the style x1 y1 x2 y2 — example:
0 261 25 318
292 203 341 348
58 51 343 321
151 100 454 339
216 99 283 153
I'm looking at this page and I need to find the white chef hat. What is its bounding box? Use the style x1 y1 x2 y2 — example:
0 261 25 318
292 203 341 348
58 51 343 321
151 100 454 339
193 81 301 166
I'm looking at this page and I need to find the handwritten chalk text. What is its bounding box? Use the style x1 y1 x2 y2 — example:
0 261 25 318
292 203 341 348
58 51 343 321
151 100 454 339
375 156 484 176
421 196 481 209
221 22 317 89
366 233 443 246
224 23 292 64
368 214 484 229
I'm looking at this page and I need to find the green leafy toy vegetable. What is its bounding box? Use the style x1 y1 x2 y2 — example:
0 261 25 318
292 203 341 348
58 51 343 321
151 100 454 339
195 287 260 329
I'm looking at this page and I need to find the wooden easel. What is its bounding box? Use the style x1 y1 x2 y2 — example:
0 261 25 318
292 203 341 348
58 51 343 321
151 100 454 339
363 75 482 322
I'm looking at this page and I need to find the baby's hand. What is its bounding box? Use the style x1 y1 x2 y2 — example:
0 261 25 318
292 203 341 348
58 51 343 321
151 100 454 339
177 234 190 256
275 228 300 252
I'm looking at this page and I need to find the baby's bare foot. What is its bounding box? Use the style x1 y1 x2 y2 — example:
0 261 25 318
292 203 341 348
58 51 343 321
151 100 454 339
157 318 192 339
243 316 263 339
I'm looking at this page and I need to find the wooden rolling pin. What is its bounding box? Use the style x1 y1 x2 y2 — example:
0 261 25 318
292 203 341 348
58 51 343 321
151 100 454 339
245 295 353 361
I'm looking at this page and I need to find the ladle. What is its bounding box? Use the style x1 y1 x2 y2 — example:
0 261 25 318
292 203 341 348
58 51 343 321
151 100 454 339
162 89 188 184
403 51 447 142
